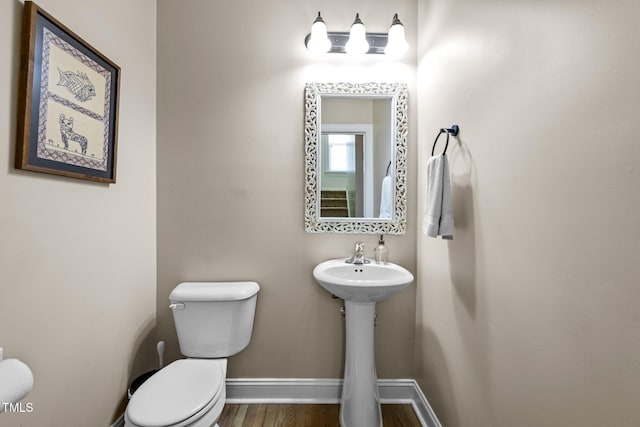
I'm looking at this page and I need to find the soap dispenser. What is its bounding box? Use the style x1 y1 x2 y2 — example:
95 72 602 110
374 235 388 264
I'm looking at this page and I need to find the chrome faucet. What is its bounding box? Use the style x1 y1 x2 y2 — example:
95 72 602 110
345 241 370 265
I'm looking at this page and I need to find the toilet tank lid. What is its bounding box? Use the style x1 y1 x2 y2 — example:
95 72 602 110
170 281 260 302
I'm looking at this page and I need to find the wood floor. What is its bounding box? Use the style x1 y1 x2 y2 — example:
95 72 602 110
218 403 422 427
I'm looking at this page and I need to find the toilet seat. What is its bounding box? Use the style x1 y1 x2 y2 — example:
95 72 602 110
125 359 226 427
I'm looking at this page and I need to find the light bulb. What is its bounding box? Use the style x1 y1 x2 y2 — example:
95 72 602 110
306 12 331 54
345 13 369 55
384 14 408 56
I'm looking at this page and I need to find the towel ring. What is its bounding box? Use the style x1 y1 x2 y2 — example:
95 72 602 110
431 129 450 156
431 124 460 156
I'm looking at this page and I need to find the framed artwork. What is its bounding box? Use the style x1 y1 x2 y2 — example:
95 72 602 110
16 1 120 183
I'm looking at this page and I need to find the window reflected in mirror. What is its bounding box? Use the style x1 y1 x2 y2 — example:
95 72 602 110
326 134 355 173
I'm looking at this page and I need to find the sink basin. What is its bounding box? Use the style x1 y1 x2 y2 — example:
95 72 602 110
313 258 414 303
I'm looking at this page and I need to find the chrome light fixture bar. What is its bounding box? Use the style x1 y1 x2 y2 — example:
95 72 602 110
305 32 389 54
305 12 408 55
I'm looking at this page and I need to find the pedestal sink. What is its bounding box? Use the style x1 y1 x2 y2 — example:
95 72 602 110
313 258 414 427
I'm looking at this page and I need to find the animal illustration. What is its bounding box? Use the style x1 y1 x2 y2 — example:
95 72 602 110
59 113 88 155
56 67 96 102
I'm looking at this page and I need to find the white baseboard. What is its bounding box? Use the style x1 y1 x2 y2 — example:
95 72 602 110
112 378 442 427
226 378 442 427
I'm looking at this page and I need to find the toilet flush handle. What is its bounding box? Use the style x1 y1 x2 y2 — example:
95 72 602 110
169 302 185 310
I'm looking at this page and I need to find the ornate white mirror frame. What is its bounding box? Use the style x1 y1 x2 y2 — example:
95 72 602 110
304 82 408 234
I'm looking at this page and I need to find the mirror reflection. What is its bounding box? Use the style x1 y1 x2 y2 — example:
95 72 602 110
320 96 393 219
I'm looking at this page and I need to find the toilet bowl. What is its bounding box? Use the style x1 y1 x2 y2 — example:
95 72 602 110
125 359 226 427
124 282 259 427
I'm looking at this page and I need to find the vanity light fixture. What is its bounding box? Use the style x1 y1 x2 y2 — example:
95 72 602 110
344 13 369 55
306 12 332 54
304 12 408 56
384 14 408 56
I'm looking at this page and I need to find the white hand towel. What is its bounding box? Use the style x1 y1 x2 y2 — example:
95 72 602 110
423 154 454 239
379 175 393 219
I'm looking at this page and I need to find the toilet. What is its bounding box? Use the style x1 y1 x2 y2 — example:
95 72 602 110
124 281 260 427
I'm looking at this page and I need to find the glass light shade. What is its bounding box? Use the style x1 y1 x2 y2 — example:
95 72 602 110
384 14 408 56
345 14 369 55
307 13 331 54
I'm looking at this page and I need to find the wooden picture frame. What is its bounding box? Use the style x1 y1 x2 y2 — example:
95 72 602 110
16 1 120 183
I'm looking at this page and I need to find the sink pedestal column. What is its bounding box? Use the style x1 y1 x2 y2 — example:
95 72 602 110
340 300 381 427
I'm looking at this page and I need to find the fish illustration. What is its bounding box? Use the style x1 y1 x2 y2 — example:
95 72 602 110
56 68 96 102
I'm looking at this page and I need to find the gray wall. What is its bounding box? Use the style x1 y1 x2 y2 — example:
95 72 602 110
156 0 418 379
0 0 157 425
415 0 640 426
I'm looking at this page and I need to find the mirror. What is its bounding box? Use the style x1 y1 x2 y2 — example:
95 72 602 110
304 82 408 234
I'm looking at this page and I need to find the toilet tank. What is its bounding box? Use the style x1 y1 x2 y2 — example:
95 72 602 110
169 282 260 358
